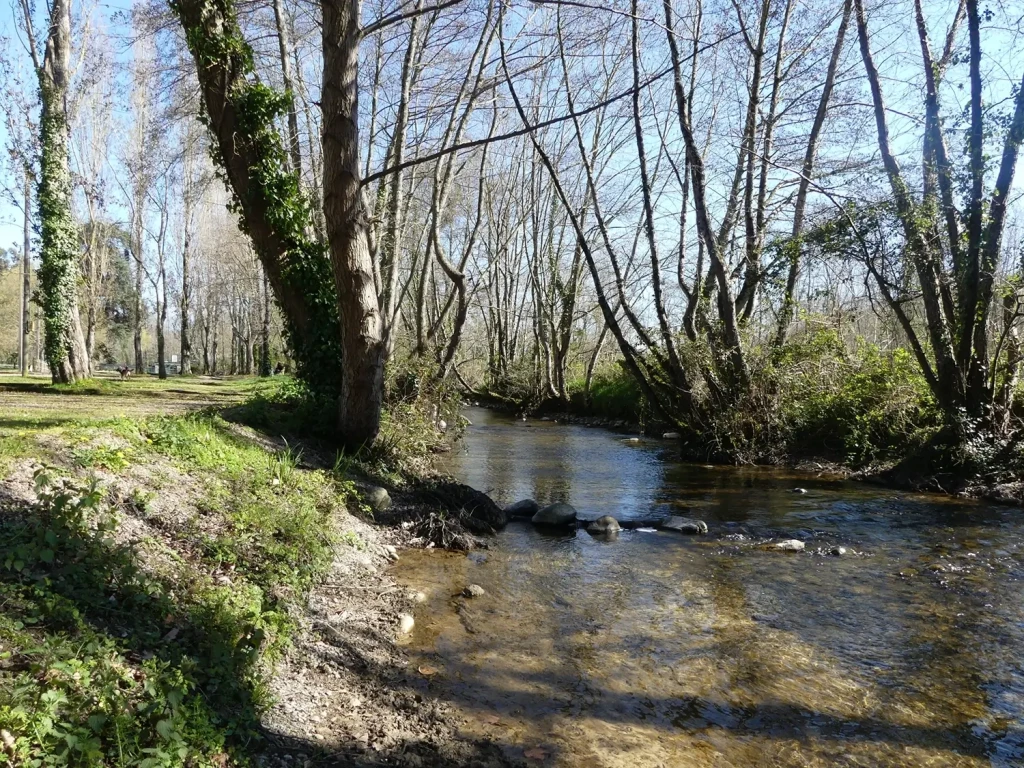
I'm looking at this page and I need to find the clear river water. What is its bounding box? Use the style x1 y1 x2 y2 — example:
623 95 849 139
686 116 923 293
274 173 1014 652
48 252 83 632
390 407 1024 767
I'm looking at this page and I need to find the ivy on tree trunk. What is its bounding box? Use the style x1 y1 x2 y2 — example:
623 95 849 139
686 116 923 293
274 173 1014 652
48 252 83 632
170 0 342 395
36 0 90 384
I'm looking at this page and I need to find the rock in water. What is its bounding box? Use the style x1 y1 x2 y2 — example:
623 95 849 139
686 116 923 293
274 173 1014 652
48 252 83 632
398 613 415 634
421 482 507 533
792 487 808 494
364 486 392 512
532 502 578 527
829 545 847 556
662 432 682 439
463 584 486 598
587 515 621 533
775 539 805 552
660 516 708 535
505 498 540 519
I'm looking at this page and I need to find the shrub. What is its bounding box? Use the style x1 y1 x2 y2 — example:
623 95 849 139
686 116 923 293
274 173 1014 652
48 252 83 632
782 335 939 466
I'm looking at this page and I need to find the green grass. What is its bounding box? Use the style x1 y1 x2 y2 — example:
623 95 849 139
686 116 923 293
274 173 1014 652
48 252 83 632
0 374 269 401
0 384 362 766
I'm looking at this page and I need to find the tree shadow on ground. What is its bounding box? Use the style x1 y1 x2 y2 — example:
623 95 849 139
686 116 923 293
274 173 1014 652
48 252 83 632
0 481 275 762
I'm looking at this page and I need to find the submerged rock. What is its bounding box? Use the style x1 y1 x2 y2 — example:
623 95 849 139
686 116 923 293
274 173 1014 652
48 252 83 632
792 487 808 494
829 545 847 556
505 498 540 518
587 515 621 534
532 502 578 527
622 437 641 444
662 431 682 439
463 584 486 598
660 516 708 535
775 539 805 552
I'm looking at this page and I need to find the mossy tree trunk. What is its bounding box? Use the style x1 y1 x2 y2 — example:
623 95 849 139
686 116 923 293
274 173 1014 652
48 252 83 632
36 0 90 383
171 0 342 395
173 0 387 446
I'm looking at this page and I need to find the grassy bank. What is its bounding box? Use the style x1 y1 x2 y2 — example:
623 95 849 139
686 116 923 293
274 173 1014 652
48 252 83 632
0 379 362 765
0 373 511 766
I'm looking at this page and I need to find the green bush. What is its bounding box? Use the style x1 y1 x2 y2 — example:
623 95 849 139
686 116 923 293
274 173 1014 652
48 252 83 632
781 334 939 465
568 364 644 422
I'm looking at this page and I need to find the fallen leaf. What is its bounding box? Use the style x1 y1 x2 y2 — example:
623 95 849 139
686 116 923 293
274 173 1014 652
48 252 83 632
417 665 438 676
524 746 548 761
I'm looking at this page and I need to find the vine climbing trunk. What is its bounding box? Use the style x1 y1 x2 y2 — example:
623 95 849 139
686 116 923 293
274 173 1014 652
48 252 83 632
322 0 387 447
171 0 341 394
36 0 90 383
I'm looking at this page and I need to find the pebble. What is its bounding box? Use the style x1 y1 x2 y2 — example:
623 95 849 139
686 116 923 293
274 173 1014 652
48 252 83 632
411 591 427 603
463 584 486 598
383 545 399 561
398 613 415 634
775 539 806 552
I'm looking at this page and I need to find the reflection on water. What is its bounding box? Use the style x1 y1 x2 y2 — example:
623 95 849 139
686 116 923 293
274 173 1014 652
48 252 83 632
391 408 1024 767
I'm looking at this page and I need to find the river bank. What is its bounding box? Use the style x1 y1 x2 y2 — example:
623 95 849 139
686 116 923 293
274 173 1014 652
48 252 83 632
471 400 1024 508
0 379 519 767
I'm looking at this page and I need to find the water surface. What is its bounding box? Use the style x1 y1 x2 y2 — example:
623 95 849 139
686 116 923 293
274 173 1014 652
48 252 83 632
391 408 1024 767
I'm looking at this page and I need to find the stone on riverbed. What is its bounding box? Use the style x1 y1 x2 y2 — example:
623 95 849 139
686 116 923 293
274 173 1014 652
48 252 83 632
587 515 621 534
775 539 805 552
829 545 847 556
532 502 578 527
463 584 486 598
660 516 708 535
398 613 415 634
505 498 540 518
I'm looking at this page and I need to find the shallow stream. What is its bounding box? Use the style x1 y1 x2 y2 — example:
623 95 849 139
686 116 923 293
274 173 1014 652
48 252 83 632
391 408 1024 767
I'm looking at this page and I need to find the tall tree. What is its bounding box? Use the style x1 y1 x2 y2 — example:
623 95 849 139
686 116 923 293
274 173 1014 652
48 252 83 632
21 0 90 382
854 0 1024 428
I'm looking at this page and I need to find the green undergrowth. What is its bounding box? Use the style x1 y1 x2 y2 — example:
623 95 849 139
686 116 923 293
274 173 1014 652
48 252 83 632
227 369 460 485
481 327 945 469
0 401 364 765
